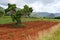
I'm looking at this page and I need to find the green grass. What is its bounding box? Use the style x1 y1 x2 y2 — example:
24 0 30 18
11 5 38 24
41 27 60 40
0 16 60 24
0 16 12 24
0 16 41 24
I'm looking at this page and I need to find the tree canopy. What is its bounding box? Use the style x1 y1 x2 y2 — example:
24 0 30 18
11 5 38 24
23 5 33 17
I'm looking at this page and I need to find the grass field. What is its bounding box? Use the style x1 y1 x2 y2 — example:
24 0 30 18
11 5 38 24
0 16 41 24
0 16 60 24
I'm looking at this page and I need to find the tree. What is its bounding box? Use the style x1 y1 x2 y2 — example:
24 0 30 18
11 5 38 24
6 3 33 26
6 3 22 26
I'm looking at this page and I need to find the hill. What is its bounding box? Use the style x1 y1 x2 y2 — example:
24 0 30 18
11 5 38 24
30 12 60 18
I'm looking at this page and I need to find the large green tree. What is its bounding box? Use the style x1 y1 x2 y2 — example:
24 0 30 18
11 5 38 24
6 3 33 26
6 3 22 25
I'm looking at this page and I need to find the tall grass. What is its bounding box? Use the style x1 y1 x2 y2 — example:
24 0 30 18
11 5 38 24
41 27 60 40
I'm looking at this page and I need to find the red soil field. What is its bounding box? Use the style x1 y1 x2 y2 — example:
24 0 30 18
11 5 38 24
0 21 59 40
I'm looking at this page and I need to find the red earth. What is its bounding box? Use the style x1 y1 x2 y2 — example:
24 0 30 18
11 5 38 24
0 21 59 40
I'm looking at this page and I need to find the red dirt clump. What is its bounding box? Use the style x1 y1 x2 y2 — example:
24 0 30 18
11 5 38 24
0 21 59 40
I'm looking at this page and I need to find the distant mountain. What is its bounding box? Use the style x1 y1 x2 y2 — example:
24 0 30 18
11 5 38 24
30 12 60 18
31 12 47 17
54 13 60 17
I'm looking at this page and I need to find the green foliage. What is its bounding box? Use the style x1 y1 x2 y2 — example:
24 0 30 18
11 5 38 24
5 3 16 16
8 3 16 11
6 3 22 26
23 5 33 17
28 7 33 16
5 9 8 14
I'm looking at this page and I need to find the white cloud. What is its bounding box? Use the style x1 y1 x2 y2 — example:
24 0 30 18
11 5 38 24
8 0 17 4
0 4 7 8
29 1 60 13
0 0 60 13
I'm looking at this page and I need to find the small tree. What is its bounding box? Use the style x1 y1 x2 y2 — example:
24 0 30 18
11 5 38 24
6 3 24 26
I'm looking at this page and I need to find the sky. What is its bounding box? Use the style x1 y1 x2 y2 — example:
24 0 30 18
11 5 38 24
0 0 60 13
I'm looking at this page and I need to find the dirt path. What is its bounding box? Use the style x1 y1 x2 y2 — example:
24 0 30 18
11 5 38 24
0 21 60 40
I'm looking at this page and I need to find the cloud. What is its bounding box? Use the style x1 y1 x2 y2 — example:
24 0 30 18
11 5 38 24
28 0 60 13
40 0 54 5
0 0 60 13
0 4 7 8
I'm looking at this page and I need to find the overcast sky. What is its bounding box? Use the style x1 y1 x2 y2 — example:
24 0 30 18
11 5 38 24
0 0 60 13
